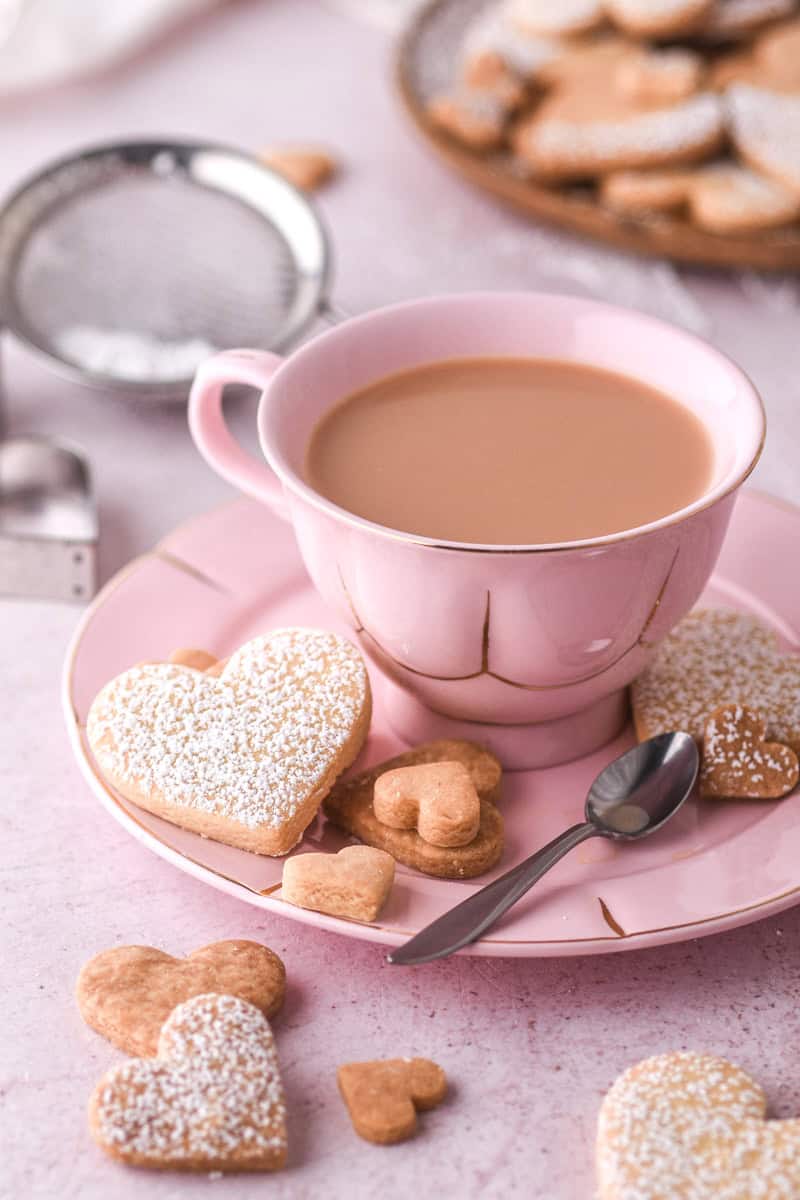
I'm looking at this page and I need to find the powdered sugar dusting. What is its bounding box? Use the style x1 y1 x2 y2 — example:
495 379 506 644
727 84 800 192
700 703 798 798
632 609 800 749
461 4 559 77
91 993 286 1168
509 0 602 35
87 628 368 830
519 92 724 172
597 1051 800 1199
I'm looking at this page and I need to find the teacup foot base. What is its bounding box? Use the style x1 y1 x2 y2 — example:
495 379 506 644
382 683 630 771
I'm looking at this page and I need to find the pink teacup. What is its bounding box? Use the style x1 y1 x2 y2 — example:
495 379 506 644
188 292 765 769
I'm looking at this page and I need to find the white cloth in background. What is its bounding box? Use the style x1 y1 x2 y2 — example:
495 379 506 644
323 0 423 29
0 0 221 95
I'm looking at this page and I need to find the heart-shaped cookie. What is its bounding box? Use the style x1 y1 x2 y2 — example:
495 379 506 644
700 704 799 799
323 740 504 879
87 629 371 855
373 761 481 848
632 609 800 753
89 993 287 1172
337 1058 447 1144
282 845 395 923
77 940 286 1056
597 1051 800 1199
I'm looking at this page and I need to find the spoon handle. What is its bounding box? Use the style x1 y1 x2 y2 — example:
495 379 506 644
388 822 598 966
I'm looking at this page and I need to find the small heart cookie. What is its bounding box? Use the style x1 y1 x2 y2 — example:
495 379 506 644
323 740 504 879
282 845 395 923
87 629 371 855
700 704 799 799
373 761 481 848
337 1058 447 1144
632 609 800 752
77 940 286 1056
597 1051 800 1199
89 993 287 1172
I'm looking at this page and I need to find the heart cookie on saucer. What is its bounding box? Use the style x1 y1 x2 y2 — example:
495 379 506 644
87 628 371 855
632 609 800 751
700 703 799 799
89 993 287 1172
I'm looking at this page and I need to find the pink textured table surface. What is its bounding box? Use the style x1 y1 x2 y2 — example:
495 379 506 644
4 3 800 1197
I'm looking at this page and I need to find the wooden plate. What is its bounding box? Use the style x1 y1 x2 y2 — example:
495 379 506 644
396 0 800 271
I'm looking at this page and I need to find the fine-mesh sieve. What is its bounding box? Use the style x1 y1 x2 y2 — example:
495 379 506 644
0 139 334 400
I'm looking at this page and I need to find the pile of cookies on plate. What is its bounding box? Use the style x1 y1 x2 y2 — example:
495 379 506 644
427 0 800 236
77 939 447 1170
86 628 506 926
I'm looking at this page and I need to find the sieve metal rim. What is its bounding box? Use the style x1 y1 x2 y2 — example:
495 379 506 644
0 137 334 399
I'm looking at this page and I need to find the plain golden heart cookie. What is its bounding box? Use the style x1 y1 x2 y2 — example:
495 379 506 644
87 628 371 855
89 993 287 1172
700 704 799 800
337 1058 447 1144
77 940 286 1056
597 1051 800 1200
632 609 800 753
323 739 504 879
373 761 481 848
282 845 395 923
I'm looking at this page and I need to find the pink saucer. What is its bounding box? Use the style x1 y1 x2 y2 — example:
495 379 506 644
63 489 800 957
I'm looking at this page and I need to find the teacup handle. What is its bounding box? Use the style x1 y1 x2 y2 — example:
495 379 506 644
188 349 288 518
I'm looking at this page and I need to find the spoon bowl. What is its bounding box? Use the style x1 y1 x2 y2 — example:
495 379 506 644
587 731 699 840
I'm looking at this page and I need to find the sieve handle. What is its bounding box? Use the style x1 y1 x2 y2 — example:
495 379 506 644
188 349 289 518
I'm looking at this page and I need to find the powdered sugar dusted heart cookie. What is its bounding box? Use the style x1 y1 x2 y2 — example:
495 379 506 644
89 993 287 1172
700 703 799 798
77 940 286 1056
87 629 371 856
597 1051 800 1199
632 609 800 751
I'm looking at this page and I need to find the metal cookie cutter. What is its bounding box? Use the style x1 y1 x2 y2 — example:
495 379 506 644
0 435 97 602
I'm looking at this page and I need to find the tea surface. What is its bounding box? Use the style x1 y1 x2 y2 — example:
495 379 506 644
305 357 714 544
